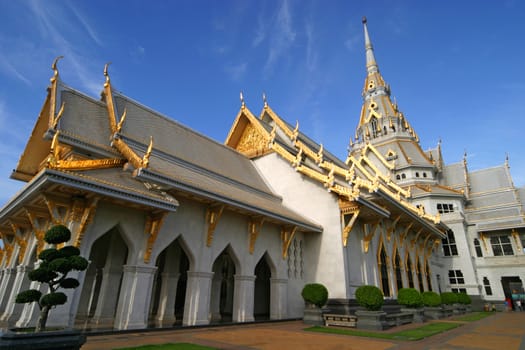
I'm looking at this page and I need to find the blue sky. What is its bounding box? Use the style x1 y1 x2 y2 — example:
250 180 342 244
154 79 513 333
0 0 524 206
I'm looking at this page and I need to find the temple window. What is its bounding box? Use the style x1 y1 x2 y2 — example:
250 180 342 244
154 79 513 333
406 256 415 288
394 251 403 292
379 246 391 297
401 173 406 179
474 238 483 257
490 235 514 256
396 174 401 180
483 277 493 295
448 269 465 294
415 172 420 178
423 172 427 178
437 203 454 214
442 229 458 256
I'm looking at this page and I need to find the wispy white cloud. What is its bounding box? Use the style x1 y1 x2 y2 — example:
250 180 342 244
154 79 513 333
252 15 266 47
264 0 296 77
25 0 102 96
65 1 103 46
0 53 32 86
305 21 317 72
225 62 248 81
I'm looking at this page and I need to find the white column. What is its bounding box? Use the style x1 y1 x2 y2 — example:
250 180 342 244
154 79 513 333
114 265 157 330
183 271 213 326
0 268 17 313
155 272 180 325
232 275 256 323
270 278 288 320
0 265 33 324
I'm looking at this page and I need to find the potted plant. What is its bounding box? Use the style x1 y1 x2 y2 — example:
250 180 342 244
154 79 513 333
301 283 328 325
0 225 88 350
397 288 425 323
354 285 387 330
421 291 443 320
440 292 457 317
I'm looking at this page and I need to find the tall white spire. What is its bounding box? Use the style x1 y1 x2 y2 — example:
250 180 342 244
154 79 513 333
363 17 378 74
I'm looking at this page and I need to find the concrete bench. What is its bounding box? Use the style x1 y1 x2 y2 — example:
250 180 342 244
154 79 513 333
385 312 413 327
323 313 357 327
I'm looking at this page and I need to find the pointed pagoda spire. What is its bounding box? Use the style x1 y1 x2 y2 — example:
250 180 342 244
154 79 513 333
363 17 378 74
352 17 420 146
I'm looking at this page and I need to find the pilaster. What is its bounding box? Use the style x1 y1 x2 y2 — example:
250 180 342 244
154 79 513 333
232 275 256 323
270 278 288 320
183 271 213 326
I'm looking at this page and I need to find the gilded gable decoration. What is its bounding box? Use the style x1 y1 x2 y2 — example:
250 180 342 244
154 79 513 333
248 217 265 254
205 205 224 247
143 212 167 263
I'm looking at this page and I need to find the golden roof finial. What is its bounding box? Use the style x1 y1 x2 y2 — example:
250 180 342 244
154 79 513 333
505 153 509 167
263 92 268 108
104 62 112 85
240 91 245 109
362 16 367 24
142 136 154 168
51 56 64 83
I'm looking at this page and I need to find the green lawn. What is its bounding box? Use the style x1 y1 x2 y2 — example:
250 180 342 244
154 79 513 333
306 322 461 341
114 343 216 350
454 312 494 322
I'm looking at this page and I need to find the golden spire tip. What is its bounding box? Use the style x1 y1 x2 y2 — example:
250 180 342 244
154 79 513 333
104 62 112 77
51 56 64 71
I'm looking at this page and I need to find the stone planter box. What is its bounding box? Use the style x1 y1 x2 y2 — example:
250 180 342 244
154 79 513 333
423 306 444 320
442 305 454 318
0 329 86 350
303 304 325 326
355 310 388 330
400 307 426 323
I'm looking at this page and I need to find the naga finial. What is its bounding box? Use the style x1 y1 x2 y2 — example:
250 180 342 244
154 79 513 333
142 136 154 168
51 56 64 82
263 92 268 108
240 91 245 108
104 62 112 84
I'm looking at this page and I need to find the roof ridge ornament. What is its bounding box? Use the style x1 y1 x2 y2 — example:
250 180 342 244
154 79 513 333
263 92 268 108
104 62 112 86
240 91 245 109
51 56 64 83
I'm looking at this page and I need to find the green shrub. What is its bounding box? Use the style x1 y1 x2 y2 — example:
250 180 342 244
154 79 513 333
355 285 384 311
440 292 458 305
15 224 88 332
421 291 441 307
44 224 71 244
397 288 423 308
301 283 329 307
456 292 471 305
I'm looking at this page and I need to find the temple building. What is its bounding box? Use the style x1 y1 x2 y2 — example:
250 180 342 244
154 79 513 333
0 18 524 330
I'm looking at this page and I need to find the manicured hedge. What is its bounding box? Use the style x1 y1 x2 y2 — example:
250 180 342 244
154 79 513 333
301 283 329 307
421 291 441 307
456 292 471 305
355 285 384 311
440 292 458 305
397 288 423 308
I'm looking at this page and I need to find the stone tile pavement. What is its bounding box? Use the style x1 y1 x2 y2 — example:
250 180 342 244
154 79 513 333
82 312 525 350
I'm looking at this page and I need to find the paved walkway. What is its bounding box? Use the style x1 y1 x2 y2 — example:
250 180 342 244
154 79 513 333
83 312 525 350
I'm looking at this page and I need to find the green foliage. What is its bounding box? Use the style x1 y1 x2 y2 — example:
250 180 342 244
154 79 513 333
440 292 458 305
15 289 42 304
355 285 384 311
59 245 80 258
421 291 441 307
41 292 67 307
44 224 71 244
60 278 80 289
301 283 329 307
48 257 72 274
397 288 423 308
69 255 89 270
15 224 89 331
38 248 61 262
456 292 471 305
28 266 58 283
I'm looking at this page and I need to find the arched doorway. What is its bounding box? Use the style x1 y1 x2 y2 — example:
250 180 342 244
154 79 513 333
254 255 271 320
210 248 236 323
75 227 128 329
150 238 190 327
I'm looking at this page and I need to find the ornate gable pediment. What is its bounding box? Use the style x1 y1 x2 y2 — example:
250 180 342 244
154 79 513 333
225 106 270 158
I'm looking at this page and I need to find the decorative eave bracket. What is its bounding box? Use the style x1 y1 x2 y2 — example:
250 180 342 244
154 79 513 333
144 212 167 263
206 205 224 247
248 217 265 254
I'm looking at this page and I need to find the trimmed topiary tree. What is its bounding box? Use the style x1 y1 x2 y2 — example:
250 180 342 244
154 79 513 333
15 225 88 332
456 292 471 305
440 292 459 305
421 291 441 307
355 285 384 311
301 283 329 308
397 288 423 308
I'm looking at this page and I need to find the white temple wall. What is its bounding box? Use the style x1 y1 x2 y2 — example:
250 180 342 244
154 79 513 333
254 152 349 299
